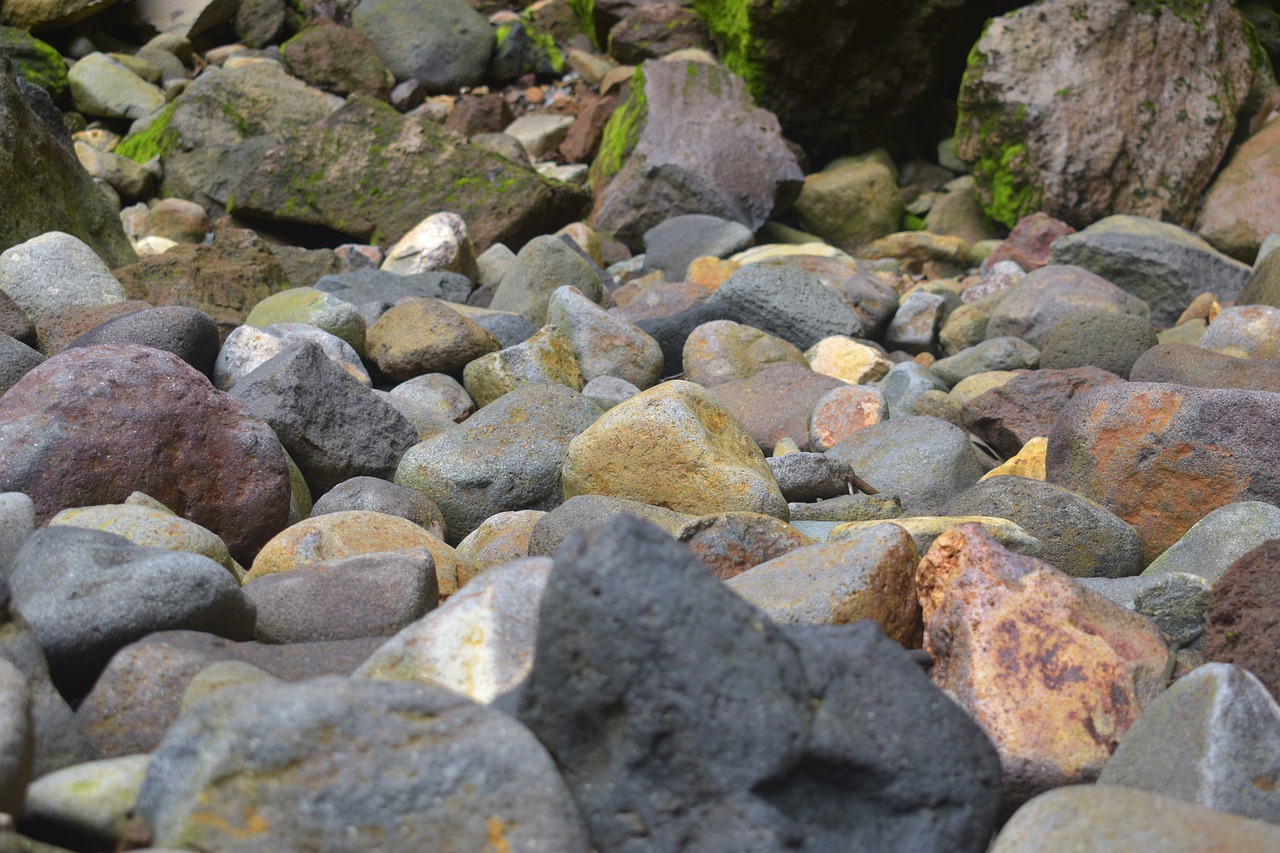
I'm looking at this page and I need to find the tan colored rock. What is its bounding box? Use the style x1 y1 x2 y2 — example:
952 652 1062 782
681 319 807 388
726 522 920 646
455 510 545 571
791 159 904 254
804 336 892 385
832 515 1038 558
546 285 662 389
246 510 473 597
1196 116 1280 262
366 298 500 381
807 384 887 452
675 512 812 580
916 524 1168 804
380 211 477 279
356 557 550 703
561 379 787 518
981 437 1048 481
462 325 584 407
950 370 1019 404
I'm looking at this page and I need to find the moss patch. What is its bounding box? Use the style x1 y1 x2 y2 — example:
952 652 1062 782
0 26 68 102
589 67 648 188
569 0 599 49
115 102 179 164
691 0 764 98
1128 0 1212 27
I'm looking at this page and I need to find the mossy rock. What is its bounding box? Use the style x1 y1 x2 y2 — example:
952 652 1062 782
0 26 67 103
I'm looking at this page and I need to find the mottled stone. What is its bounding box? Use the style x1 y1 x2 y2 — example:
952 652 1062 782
20 754 149 848
930 337 1040 387
366 297 500 381
963 366 1126 458
49 500 240 579
1039 309 1158 379
489 235 604 326
1130 342 1280 392
547 285 663 389
526 494 691 558
454 510 544 570
676 511 813 581
243 286 366 355
714 263 864 350
68 305 220 379
883 290 946 355
681 319 807 388
0 231 125 324
215 322 370 390
804 336 891 385
310 476 445 540
462 325 584 407
708 362 845 453
1200 305 1280 359
806 384 887 453
985 264 1150 349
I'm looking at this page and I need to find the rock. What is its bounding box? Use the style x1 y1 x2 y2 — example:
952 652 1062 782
1131 341 1280 391
791 158 903 253
1200 305 1280 359
917 524 1168 804
280 20 393 99
641 213 753 281
989 785 1280 852
676 511 813 580
310 476 445 539
387 373 474 424
807 384 887 452
804 336 891 385
0 493 33 574
1050 215 1254 327
0 657 30 818
547 285 663 388
8 527 254 695
956 0 1254 229
832 516 1037 558
315 268 472 324
20 754 147 846
712 263 864 349
1144 501 1280 584
962 365 1126 458
1039 309 1158 379
114 225 293 339
0 26 67 102
49 499 241 579
244 550 437 643
633 300 737 374
67 53 165 121
490 16 566 83
726 523 920 645
930 337 1040 387
352 0 492 93
825 416 986 515
1238 247 1280 307
984 264 1150 349
788 493 903 525
561 379 788 518
981 436 1047 482
455 510 544 570
707 362 841 452
516 515 1002 852
526 494 690 557
0 335 43 394
0 289 34 346
366 297 500 381
0 344 290 564
987 212 1076 271
766 453 854 504
235 0 285 47
379 210 478 279
1080 572 1211 646
215 322 370 390
0 231 125 325
135 676 590 852
396 382 600 544
229 343 419 493
1197 115 1280 262
505 114 574 161
883 290 946 355
924 176 1004 246
75 631 383 758
941 476 1143 579
877 361 949 419
118 0 235 38
489 235 605 326
1204 540 1280 700
243 286 366 355
1046 382 1280 563
462 326 585 407
356 557 550 702
607 4 709 64
34 300 152 355
588 59 802 248
681 319 806 388
1097 663 1280 823
68 305 220 378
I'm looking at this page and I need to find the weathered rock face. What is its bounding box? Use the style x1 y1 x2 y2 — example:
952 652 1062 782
588 59 802 248
691 0 1024 161
1047 382 1280 564
956 0 1254 228
917 524 1167 805
0 344 291 564
0 54 135 267
1204 540 1280 701
1197 116 1280 261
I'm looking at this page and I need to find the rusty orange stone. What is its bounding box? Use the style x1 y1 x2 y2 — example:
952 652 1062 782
808 384 887 451
917 523 1167 805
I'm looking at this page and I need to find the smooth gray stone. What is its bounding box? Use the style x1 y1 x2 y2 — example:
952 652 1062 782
488 235 604 326
1143 501 1280 584
1099 663 1280 824
314 268 474 326
877 361 948 419
0 231 125 323
712 263 865 349
0 335 43 395
310 476 445 539
136 677 590 852
581 375 640 410
0 492 33 574
930 337 1040 386
1039 309 1157 379
352 0 493 92
0 657 30 817
642 214 754 281
787 493 904 523
68 305 220 379
767 453 854 503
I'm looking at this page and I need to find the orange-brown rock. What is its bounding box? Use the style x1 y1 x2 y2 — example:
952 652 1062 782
675 512 813 580
916 523 1167 804
1046 382 1280 563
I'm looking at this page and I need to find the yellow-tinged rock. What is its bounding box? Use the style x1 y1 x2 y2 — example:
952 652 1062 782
561 380 788 518
685 256 738 290
247 510 474 597
832 515 1038 557
455 510 545 571
981 437 1048 481
949 370 1019 404
729 242 856 265
462 325 584 407
804 336 892 385
916 524 1168 805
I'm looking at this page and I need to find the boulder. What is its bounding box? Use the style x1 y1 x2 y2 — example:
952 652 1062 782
1197 115 1280 261
352 0 492 93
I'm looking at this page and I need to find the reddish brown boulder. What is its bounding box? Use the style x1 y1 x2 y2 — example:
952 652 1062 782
1196 117 1280 262
675 511 812 580
445 92 515 137
962 365 1125 457
0 344 291 563
1047 382 1280 563
986 212 1076 272
707 362 845 452
1129 343 1280 393
34 300 151 355
559 92 617 164
1204 539 1280 700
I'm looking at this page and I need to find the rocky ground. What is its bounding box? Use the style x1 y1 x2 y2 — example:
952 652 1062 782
4 0 1280 850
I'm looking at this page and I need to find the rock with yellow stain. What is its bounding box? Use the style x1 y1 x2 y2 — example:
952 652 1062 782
561 380 788 518
546 285 663 389
916 523 1168 805
832 515 1039 559
366 297 500 381
50 498 244 581
727 522 920 645
1046 382 1280 563
21 753 151 847
455 510 545 571
981 437 1047 481
134 676 591 852
246 510 472 597
462 325 584 407
357 557 551 703
681 319 808 388
804 335 892 385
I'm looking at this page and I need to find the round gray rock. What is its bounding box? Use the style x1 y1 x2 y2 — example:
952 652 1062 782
1039 309 1158 379
68 305 220 379
310 476 446 540
352 0 493 93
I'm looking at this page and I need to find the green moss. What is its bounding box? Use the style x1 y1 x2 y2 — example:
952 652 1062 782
528 26 565 74
973 142 1040 228
221 101 251 137
115 101 179 163
590 67 647 187
692 0 765 98
1243 16 1271 77
569 0 600 49
0 28 67 102
904 213 927 231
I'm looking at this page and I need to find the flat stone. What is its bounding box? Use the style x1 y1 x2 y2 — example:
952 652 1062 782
641 214 754 281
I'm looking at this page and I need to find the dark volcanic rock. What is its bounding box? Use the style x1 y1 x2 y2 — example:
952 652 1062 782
68 305 221 378
0 343 291 564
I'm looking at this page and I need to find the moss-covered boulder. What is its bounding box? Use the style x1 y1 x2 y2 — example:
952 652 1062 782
0 26 66 102
589 59 801 249
956 0 1256 229
690 0 1024 161
0 54 135 268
